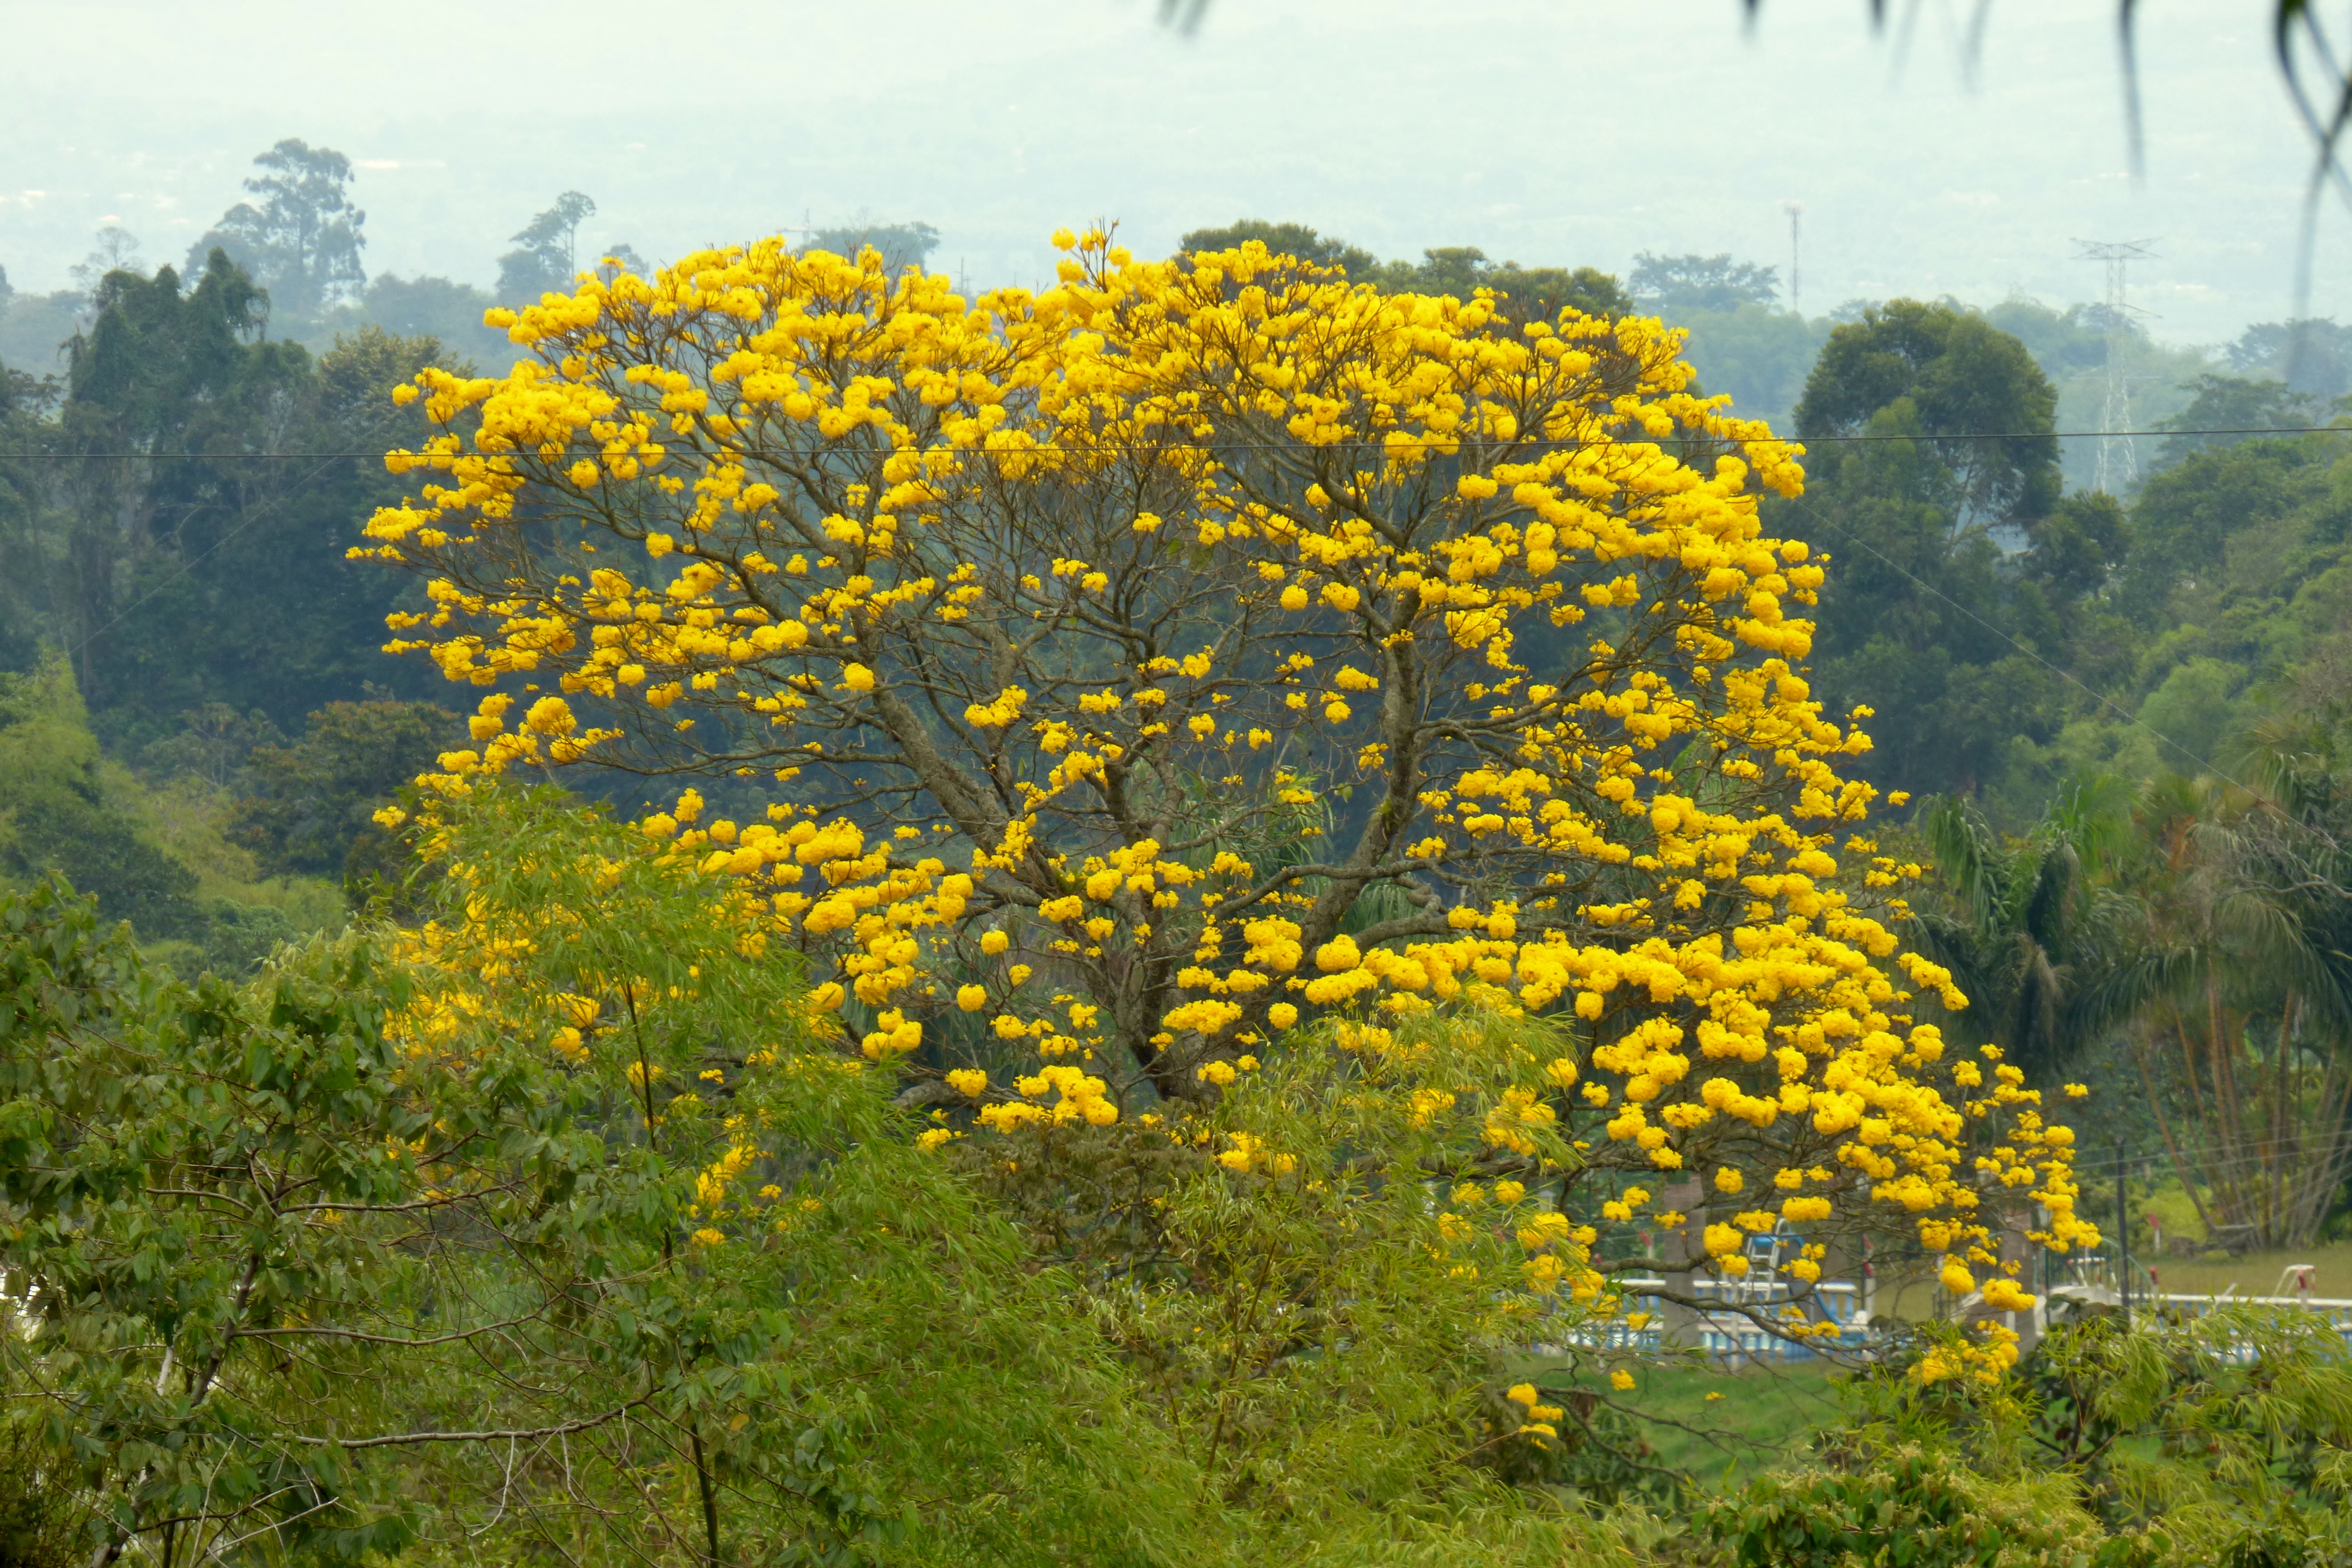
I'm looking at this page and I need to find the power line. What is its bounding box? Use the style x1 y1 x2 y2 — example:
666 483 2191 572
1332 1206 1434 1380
2073 1129 2352 1175
19 413 2345 811
25 420 2343 802
2 425 2347 462
1779 482 2352 884
1783 489 2282 804
59 407 418 662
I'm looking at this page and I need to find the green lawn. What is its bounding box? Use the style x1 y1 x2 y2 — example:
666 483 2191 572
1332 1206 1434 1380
1617 1360 1844 1485
1505 1356 1845 1489
2135 1238 2352 1301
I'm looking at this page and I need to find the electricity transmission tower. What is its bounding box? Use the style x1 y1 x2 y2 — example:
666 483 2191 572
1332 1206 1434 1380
2072 239 2158 494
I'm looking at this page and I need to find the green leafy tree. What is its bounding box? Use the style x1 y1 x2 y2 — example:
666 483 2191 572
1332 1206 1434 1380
0 1380 90 1568
1700 1300 2352 1564
184 139 368 323
44 264 442 744
226 698 456 884
0 356 54 673
1911 777 2145 1084
495 190 598 301
341 273 515 371
48 251 307 714
1705 1448 2101 1568
1673 302 1831 429
2115 741 2352 1249
1372 244 1629 324
1797 298 2062 527
1983 296 2118 385
0 789 1205 1568
1619 250 1829 428
1627 251 1782 314
1791 400 2062 798
65 228 143 296
0 280 92 380
2022 1306 2352 1541
2020 491 2132 617
2157 373 2336 468
1782 303 2083 800
136 703 284 790
806 219 941 275
1178 218 1377 276
1175 226 1628 327
2228 317 2352 400
2118 431 2351 625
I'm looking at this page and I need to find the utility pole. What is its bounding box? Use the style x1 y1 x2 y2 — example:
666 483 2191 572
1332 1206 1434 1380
2072 239 2158 494
2115 1145 2130 1330
1783 201 1803 317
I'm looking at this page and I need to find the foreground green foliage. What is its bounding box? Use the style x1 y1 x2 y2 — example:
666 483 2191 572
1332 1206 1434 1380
0 793 1205 1567
5 788 2351 1567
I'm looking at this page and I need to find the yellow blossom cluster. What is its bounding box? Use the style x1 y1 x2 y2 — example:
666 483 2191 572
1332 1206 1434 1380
977 1063 1119 1131
1505 1382 1567 1446
1915 1321 2024 1386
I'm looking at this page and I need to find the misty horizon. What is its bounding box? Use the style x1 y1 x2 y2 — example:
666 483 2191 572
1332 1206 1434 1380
2 0 2346 356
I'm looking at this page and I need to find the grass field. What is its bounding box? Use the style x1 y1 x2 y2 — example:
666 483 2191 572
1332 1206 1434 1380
1621 1360 1845 1485
2134 1239 2352 1300
1507 1358 1846 1489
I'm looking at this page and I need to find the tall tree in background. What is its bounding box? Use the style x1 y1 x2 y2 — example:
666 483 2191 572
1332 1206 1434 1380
65 227 142 296
12 254 442 746
2122 747 2352 1250
0 358 48 673
1628 251 1826 430
1174 223 1629 324
51 253 307 710
1177 219 1376 276
347 273 513 370
2227 316 2352 400
1628 252 1782 315
1786 301 2071 800
2156 374 2334 468
806 219 940 275
1370 246 1629 325
184 139 367 323
495 190 597 301
227 697 456 885
1798 299 2061 529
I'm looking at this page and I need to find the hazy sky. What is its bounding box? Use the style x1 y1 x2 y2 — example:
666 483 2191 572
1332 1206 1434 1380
2 0 2343 347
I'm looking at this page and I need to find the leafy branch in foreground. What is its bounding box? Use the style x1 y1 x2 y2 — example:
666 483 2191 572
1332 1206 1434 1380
0 791 1196 1567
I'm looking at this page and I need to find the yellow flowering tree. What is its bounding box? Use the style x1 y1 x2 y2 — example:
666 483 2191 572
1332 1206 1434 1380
355 231 2089 1336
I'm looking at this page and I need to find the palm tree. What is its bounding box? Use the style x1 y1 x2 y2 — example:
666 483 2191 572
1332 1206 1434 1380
1910 775 2145 1085
2119 732 2352 1250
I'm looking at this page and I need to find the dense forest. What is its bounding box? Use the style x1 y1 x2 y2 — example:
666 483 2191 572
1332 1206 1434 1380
6 139 2352 1565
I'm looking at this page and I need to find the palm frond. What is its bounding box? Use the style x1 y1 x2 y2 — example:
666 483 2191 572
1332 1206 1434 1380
1922 793 2006 933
